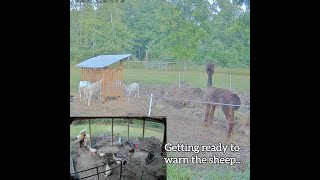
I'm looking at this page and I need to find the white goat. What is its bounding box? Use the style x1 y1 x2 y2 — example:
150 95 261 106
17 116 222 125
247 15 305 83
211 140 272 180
123 83 139 100
84 78 103 106
79 81 92 103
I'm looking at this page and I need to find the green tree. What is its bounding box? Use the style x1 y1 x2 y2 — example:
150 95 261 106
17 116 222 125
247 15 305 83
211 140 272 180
192 0 250 67
70 1 134 63
70 0 250 67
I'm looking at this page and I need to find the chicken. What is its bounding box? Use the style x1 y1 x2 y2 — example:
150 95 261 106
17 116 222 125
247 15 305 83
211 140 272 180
99 150 106 157
128 144 135 160
87 145 97 155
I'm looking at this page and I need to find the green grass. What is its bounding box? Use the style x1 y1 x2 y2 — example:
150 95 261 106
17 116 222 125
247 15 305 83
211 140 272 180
70 66 81 91
122 61 250 75
70 122 164 141
70 65 250 92
167 164 250 180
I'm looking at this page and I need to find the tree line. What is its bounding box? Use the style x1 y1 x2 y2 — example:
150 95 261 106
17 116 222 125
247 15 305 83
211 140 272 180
70 0 250 67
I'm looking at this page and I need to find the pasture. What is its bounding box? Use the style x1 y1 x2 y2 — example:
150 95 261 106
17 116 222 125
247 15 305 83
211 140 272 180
70 65 250 93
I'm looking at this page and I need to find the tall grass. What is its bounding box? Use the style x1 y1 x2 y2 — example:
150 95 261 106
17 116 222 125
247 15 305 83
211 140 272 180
167 164 250 180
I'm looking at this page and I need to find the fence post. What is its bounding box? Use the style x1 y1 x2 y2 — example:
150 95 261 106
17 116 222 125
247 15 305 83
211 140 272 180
97 167 99 180
178 72 181 98
148 93 153 117
179 72 180 89
111 118 113 146
89 118 92 148
142 119 145 148
119 160 123 179
229 74 232 91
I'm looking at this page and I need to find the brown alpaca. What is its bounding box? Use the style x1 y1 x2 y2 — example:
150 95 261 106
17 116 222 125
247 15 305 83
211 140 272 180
204 63 241 137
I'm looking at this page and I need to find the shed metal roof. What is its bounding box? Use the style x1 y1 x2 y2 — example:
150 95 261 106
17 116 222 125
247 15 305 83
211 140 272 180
75 54 132 68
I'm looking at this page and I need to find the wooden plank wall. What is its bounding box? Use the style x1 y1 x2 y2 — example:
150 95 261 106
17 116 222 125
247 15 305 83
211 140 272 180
103 67 123 98
81 68 104 82
80 67 124 99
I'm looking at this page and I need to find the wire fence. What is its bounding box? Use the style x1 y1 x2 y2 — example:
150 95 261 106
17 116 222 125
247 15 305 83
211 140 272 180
70 160 123 180
70 158 162 180
140 93 250 108
71 91 250 120
71 92 250 108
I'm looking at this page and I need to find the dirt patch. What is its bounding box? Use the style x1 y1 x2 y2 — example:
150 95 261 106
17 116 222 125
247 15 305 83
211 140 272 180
71 136 166 180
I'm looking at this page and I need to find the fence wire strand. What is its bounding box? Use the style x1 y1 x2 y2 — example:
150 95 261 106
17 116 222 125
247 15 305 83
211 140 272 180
71 92 250 108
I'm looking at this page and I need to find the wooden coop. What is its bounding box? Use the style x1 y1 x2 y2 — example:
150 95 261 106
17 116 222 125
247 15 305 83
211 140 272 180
75 54 132 100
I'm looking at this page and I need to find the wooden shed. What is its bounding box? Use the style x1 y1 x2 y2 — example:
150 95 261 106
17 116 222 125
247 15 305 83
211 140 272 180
75 54 132 100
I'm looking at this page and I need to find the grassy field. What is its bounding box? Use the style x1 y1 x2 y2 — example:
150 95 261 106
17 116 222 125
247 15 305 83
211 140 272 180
167 164 250 180
70 122 164 141
70 65 250 92
124 61 250 75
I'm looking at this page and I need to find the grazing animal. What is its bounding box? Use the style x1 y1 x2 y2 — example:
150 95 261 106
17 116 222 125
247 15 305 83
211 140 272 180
123 83 139 100
70 95 74 102
79 81 92 103
84 78 103 106
206 63 215 88
204 63 241 137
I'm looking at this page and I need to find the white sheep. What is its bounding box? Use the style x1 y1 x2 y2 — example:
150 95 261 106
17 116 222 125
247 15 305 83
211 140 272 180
84 78 103 106
123 83 139 100
79 81 92 103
